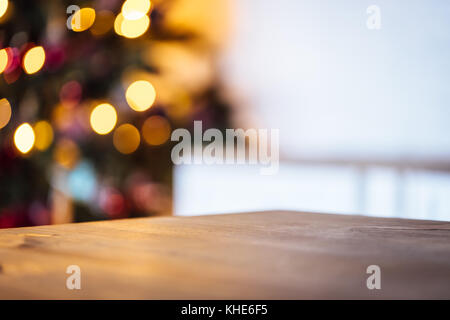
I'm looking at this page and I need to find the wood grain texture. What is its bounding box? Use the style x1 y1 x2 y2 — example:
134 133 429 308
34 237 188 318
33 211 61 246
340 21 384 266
0 211 449 299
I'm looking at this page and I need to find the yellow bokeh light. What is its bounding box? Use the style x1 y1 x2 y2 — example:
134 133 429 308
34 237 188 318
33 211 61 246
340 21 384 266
53 138 80 169
121 14 150 39
122 0 151 20
0 48 10 73
90 103 117 135
0 98 11 129
0 0 8 19
14 123 35 154
34 120 54 151
126 80 156 112
114 13 125 36
113 124 140 154
142 116 171 146
71 8 96 32
23 46 46 74
121 69 178 106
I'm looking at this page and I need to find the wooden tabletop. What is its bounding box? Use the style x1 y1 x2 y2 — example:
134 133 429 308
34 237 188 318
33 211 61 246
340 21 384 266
0 211 449 299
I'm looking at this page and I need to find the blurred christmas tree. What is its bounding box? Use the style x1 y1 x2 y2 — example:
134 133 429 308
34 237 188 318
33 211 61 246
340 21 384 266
0 0 231 228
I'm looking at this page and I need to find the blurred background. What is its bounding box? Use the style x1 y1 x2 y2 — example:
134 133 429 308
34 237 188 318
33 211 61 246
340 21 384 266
176 0 450 221
0 0 449 228
0 0 231 227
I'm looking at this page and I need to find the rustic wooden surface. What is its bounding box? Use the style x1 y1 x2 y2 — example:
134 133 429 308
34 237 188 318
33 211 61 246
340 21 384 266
0 211 449 299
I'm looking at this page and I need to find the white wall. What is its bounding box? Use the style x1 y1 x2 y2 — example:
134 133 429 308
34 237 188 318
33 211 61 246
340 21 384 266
173 1 450 221
221 0 450 161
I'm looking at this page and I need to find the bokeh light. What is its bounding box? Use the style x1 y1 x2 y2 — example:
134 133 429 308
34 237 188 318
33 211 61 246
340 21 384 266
125 80 156 112
34 120 54 151
0 98 12 129
1 47 19 81
113 123 140 154
115 13 150 39
122 0 151 20
0 0 8 19
90 103 117 135
71 8 96 32
0 48 10 73
14 123 35 154
141 116 171 146
68 161 97 202
0 0 227 228
122 15 150 39
122 69 180 107
53 138 80 169
23 46 45 74
113 13 125 36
